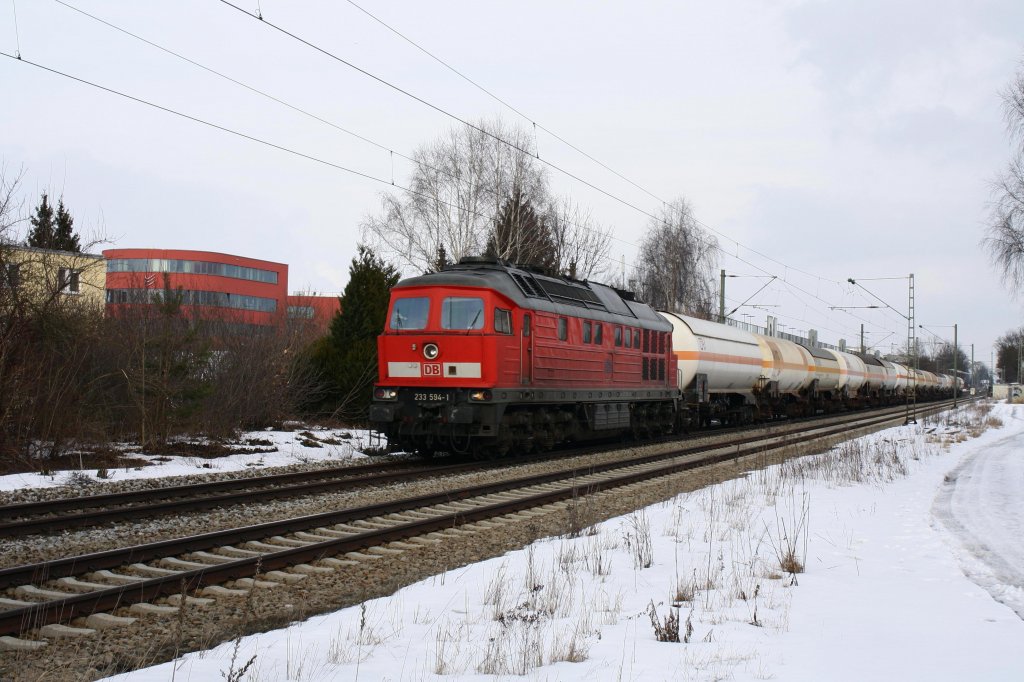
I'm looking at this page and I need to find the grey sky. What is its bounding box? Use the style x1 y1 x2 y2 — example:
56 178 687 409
2 0 1021 371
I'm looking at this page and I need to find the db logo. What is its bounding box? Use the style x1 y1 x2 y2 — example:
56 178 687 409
423 363 442 376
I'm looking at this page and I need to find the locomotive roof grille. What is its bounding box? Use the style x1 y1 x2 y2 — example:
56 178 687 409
509 271 607 311
510 272 546 298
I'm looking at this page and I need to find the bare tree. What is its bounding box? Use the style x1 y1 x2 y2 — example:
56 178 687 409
546 198 613 280
632 198 719 318
985 61 1024 293
362 118 547 274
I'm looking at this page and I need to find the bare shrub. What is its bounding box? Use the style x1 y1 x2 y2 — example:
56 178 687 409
765 491 809 576
623 511 654 569
431 621 465 675
648 601 680 643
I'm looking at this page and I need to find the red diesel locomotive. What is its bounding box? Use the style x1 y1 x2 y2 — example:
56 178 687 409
369 257 678 457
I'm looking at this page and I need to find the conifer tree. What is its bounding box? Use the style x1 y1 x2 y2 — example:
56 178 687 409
26 192 55 249
26 193 82 251
485 189 556 271
310 245 400 419
53 198 81 252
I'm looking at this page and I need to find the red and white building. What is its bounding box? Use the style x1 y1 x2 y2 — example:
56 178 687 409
103 248 339 332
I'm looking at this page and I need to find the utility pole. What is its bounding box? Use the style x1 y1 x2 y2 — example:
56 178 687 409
907 273 916 424
971 343 974 393
953 323 958 408
1011 337 1019 382
719 269 726 323
860 323 865 354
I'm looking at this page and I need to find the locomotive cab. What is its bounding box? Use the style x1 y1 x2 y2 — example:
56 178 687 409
369 277 522 456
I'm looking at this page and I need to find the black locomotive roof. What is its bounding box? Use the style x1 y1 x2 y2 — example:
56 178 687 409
393 259 671 331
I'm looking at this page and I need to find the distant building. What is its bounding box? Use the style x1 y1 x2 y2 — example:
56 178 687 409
2 244 106 308
286 293 342 332
103 248 338 332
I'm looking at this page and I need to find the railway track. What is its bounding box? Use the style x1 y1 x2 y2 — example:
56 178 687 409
0 398 960 647
0 400 958 538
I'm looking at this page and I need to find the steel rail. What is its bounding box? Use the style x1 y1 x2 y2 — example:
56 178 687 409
0 399 960 537
0 399 959 637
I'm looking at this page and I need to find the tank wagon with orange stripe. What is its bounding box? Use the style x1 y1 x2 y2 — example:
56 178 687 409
661 312 954 425
370 258 678 457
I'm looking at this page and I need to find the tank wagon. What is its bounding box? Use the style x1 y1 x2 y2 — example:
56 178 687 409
371 259 960 457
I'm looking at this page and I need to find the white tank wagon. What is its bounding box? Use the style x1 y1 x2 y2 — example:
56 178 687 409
874 357 901 393
799 344 842 408
661 312 768 426
826 349 867 397
890 361 911 394
747 334 819 417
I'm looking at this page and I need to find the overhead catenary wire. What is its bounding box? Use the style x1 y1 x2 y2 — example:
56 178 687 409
0 50 635 282
67 0 860 306
7 37 899 348
217 0 858 295
25 3 905 346
47 0 646 262
215 0 674 232
340 0 849 289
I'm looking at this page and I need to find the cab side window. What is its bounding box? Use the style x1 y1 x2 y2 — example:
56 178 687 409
558 317 568 341
495 308 513 335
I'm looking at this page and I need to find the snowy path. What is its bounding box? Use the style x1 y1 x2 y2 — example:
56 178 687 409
933 408 1024 619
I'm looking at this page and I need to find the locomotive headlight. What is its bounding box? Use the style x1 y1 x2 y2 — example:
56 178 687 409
469 390 492 401
423 343 439 360
374 388 398 401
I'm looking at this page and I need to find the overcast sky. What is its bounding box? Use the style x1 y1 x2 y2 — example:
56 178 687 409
2 0 1022 371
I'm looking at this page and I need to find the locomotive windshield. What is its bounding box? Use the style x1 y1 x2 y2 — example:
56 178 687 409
441 297 485 330
390 297 429 330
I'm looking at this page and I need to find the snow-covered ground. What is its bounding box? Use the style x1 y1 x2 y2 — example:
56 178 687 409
0 427 379 493
47 403 1024 680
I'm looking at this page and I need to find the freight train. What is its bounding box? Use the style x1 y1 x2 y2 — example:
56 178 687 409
369 258 960 458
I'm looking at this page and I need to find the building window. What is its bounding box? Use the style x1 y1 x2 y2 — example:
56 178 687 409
104 287 277 312
106 258 279 284
495 308 512 335
558 317 568 341
2 263 19 289
58 267 81 294
583 321 592 344
287 305 315 319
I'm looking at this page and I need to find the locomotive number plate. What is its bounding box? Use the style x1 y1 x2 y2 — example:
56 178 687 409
414 392 450 402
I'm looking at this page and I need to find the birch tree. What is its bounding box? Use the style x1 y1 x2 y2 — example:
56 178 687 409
633 198 718 318
985 61 1024 292
361 118 547 274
